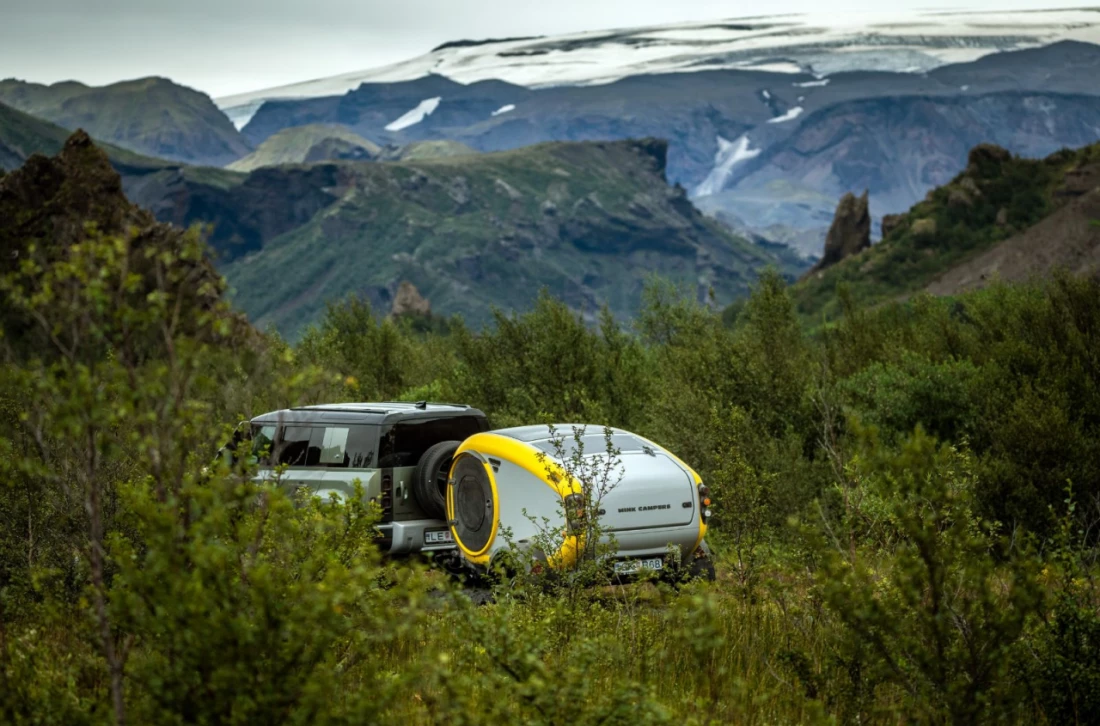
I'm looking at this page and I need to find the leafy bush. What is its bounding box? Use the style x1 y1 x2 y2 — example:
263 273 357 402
4 215 1100 724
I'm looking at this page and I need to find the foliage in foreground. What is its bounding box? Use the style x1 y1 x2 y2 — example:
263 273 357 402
2 227 1100 724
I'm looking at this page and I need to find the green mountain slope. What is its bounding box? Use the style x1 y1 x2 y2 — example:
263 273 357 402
0 77 251 166
792 141 1100 319
228 124 381 171
0 101 171 172
379 139 478 161
122 137 804 336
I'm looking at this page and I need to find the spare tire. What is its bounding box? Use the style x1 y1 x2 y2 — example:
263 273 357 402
449 452 496 556
411 440 460 520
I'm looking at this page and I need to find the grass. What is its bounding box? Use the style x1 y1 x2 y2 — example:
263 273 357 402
339 548 872 724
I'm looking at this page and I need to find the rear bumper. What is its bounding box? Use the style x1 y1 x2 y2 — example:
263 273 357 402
378 519 455 555
605 524 703 564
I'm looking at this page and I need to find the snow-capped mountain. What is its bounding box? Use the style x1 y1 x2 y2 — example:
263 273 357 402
213 9 1100 259
217 9 1100 127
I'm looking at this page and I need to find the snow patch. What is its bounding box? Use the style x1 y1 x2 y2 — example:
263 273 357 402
694 135 761 197
767 106 804 124
385 97 441 131
491 104 516 116
762 89 771 99
793 78 830 88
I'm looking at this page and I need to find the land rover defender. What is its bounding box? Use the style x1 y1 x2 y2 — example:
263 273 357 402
246 402 489 555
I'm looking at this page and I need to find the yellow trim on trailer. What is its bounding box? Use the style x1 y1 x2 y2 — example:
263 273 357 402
454 433 583 498
450 432 584 569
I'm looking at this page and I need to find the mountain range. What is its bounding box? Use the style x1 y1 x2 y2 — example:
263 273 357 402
213 10 1100 256
0 101 800 336
0 77 250 166
217 8 1100 123
2 8 1100 335
5 11 1100 259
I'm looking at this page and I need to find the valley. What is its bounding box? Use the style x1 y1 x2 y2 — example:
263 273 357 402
4 7 1100 723
2 8 1099 334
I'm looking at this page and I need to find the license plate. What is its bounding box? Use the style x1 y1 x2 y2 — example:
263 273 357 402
614 558 663 574
424 529 454 545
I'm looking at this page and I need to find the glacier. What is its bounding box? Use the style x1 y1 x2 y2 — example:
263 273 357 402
215 8 1100 121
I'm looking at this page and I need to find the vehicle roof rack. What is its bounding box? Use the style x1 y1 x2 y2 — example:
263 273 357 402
378 401 470 409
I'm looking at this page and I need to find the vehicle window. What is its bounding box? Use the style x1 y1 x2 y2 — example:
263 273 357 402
379 416 484 467
277 426 319 467
267 424 378 469
345 425 377 468
318 427 349 465
251 425 276 463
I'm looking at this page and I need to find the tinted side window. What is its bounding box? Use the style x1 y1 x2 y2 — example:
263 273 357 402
270 424 378 469
345 425 377 468
379 416 484 467
277 426 319 466
315 425 379 468
317 427 349 465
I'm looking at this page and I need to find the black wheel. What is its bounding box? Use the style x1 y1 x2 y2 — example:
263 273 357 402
664 543 716 585
411 440 460 520
687 554 716 582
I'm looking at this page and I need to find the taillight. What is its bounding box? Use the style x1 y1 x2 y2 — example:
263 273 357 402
698 483 712 524
381 473 393 520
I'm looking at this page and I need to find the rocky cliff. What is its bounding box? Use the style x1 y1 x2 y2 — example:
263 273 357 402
803 191 870 278
791 140 1100 319
0 131 229 347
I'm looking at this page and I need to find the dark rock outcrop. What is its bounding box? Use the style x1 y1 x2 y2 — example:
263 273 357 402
1059 162 1100 198
0 131 231 346
0 131 190 272
804 191 871 277
967 143 1013 173
390 281 432 317
881 213 905 240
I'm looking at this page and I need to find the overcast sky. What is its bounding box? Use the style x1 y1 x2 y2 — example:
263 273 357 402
1 0 1094 98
